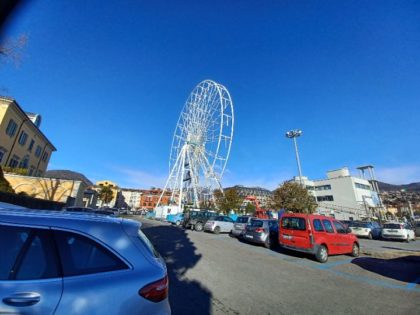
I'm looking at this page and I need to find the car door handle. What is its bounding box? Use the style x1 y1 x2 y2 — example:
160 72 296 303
3 292 41 306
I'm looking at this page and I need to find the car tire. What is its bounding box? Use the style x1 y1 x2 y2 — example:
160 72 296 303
214 226 221 234
368 233 372 240
195 222 203 232
316 245 328 263
351 243 359 257
264 237 271 249
406 235 410 243
175 220 180 226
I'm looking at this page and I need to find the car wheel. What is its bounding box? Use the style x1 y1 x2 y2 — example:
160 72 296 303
214 226 221 234
351 243 359 257
195 222 203 232
264 237 271 249
368 233 372 240
316 245 328 263
175 220 180 226
406 235 410 243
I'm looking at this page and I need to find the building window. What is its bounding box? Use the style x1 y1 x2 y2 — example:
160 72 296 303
8 155 20 168
19 155 29 169
0 147 6 163
315 185 331 191
317 195 334 202
5 119 18 137
28 139 35 152
35 145 42 157
355 183 371 190
18 131 28 146
42 152 48 162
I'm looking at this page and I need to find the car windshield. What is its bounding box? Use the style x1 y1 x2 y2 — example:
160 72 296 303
236 216 249 223
349 222 369 228
249 220 264 227
214 216 224 221
383 223 401 229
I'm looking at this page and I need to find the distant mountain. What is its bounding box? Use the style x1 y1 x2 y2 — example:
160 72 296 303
377 181 420 192
44 170 93 187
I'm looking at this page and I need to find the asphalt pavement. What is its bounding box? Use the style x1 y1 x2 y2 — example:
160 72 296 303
138 218 420 315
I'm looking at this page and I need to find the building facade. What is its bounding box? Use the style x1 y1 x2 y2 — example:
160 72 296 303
140 189 171 210
293 167 381 220
0 96 56 176
118 189 142 210
4 173 88 207
225 185 274 208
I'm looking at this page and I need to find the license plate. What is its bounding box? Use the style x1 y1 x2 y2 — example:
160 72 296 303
283 235 292 240
245 235 253 239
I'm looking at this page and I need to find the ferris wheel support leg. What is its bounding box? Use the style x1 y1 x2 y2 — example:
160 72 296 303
170 155 184 202
156 145 184 208
185 146 200 208
177 146 187 212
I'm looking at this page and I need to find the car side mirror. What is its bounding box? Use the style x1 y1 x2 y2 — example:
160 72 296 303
346 227 352 234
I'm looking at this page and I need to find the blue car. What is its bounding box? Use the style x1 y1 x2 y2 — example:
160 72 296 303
167 213 184 226
0 208 170 314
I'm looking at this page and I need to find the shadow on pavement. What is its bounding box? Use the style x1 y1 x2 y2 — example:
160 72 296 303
141 224 212 315
381 246 420 253
352 255 420 283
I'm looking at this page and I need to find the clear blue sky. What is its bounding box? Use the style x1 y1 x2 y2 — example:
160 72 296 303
1 0 420 188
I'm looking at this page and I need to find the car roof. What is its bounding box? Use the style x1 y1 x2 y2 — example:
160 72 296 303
281 213 330 219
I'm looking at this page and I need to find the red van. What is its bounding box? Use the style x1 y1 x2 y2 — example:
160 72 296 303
279 214 359 263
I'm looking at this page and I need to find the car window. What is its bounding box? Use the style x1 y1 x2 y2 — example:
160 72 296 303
225 217 234 222
236 216 249 223
322 220 335 233
15 230 60 280
249 220 264 227
281 217 306 231
312 219 324 232
383 223 401 229
0 225 30 280
333 221 346 234
54 230 128 277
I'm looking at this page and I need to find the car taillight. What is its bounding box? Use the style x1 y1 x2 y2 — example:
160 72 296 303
255 228 264 233
139 275 169 303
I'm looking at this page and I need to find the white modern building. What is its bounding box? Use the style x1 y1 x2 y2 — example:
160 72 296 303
293 167 382 220
120 189 142 210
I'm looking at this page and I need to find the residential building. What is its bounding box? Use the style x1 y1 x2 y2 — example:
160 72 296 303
292 167 382 220
225 185 274 208
118 188 142 209
140 188 171 210
94 180 120 208
0 96 56 176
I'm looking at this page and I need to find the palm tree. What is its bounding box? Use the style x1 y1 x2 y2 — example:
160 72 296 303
98 185 114 207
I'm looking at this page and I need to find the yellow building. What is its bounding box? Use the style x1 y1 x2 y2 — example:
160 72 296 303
0 96 56 176
95 180 120 207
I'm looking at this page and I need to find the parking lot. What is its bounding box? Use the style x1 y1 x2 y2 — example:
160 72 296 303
138 218 420 315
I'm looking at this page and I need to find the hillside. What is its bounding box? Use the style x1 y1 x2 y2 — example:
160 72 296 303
377 181 420 192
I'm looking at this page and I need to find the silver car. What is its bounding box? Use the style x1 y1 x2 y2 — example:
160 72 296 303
231 216 253 237
0 208 170 314
243 219 279 248
204 215 234 234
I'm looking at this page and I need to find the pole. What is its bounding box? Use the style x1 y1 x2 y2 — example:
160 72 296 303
293 136 304 187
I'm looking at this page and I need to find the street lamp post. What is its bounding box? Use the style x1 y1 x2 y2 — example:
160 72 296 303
286 129 304 187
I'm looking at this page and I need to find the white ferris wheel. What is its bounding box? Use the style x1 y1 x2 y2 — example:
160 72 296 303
156 80 234 210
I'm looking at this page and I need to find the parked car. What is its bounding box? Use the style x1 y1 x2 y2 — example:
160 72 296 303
381 222 416 242
243 218 279 249
0 208 170 314
231 215 253 237
204 215 235 234
279 214 359 263
348 221 382 239
415 221 420 237
182 210 217 231
167 213 184 226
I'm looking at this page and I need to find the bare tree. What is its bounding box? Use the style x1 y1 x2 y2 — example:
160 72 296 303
0 34 27 66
